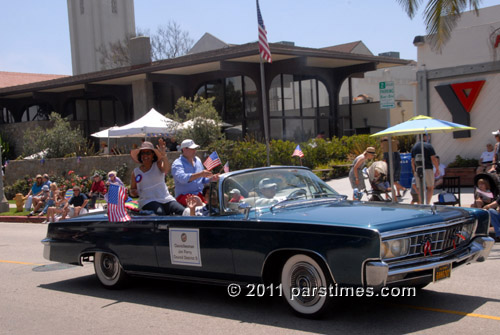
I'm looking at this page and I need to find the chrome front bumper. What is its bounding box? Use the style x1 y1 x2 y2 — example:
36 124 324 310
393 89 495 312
365 236 494 288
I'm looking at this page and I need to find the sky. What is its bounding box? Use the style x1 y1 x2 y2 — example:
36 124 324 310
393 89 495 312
1 0 500 75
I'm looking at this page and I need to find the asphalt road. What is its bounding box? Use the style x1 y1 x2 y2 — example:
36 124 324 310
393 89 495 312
1 222 499 335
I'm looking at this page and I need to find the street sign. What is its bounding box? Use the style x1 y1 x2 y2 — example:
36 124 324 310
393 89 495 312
379 81 395 109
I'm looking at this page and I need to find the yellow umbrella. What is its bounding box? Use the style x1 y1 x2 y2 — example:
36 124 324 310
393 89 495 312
371 115 476 204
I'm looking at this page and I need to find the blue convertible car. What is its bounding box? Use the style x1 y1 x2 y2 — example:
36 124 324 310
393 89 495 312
42 166 494 317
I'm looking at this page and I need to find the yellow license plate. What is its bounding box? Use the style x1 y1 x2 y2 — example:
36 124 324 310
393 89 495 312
434 264 452 282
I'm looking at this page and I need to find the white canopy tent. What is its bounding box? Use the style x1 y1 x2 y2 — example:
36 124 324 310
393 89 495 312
108 108 179 138
91 126 122 138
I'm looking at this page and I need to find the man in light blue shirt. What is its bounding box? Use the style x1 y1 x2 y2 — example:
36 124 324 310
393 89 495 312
171 139 219 206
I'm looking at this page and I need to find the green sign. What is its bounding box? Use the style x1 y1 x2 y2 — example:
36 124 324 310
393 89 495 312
379 81 395 109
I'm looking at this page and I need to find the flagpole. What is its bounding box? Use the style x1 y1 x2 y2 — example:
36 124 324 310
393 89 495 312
260 58 271 166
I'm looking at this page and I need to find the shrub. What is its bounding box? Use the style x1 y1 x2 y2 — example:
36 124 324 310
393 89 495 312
22 112 92 159
4 175 32 200
447 155 479 168
167 96 223 148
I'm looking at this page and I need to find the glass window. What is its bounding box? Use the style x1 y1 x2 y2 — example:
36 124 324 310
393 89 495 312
270 119 283 139
301 79 316 117
318 81 329 108
244 76 258 119
283 75 300 117
196 85 206 98
225 77 243 123
246 119 261 139
284 119 302 141
269 75 282 117
302 119 315 141
205 81 224 117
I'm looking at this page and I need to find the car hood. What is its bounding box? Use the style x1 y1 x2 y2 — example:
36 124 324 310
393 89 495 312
257 200 473 233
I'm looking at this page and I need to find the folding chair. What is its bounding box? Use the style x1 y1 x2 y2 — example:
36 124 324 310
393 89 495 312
434 176 461 206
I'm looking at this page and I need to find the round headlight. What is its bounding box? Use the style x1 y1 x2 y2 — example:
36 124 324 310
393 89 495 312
381 242 389 258
391 240 402 256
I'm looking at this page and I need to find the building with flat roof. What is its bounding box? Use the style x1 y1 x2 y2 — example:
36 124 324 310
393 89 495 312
414 4 500 165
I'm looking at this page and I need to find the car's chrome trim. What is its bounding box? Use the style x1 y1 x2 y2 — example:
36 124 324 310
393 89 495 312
380 217 476 239
125 270 246 286
364 260 388 289
365 236 494 286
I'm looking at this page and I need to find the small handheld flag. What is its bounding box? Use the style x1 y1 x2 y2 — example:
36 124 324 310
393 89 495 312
292 145 304 158
203 151 222 170
107 184 131 222
223 161 230 173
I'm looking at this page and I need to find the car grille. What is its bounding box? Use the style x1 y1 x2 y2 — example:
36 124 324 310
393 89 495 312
406 219 475 257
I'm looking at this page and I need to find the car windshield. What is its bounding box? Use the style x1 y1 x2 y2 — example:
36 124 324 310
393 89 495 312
221 167 340 213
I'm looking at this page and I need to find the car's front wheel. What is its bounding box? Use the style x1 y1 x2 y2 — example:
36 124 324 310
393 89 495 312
281 254 330 317
94 252 127 288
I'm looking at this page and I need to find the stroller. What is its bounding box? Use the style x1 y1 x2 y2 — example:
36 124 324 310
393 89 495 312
365 161 392 202
472 172 500 207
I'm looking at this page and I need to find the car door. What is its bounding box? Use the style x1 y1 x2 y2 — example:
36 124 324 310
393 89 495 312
154 216 236 280
92 217 158 273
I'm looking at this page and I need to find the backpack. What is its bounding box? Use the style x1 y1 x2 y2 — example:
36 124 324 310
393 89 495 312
438 192 457 203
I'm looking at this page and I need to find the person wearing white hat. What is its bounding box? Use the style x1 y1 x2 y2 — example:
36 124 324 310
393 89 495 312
255 178 281 207
171 139 219 206
129 139 185 215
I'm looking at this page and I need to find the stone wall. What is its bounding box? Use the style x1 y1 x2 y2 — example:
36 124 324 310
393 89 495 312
4 151 208 186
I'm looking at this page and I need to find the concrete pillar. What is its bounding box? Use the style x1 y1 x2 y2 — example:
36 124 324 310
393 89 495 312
416 67 429 116
132 79 154 119
129 36 151 66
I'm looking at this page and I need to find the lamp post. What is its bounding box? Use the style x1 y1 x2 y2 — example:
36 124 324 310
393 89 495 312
0 144 10 213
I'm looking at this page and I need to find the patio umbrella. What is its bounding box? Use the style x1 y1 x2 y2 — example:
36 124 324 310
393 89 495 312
371 115 475 204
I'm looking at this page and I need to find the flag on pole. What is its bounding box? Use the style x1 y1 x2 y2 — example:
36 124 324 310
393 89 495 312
292 145 304 158
223 161 230 173
257 0 272 63
107 184 131 222
203 151 222 170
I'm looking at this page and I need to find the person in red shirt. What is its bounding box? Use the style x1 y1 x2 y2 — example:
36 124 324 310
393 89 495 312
88 173 107 209
229 189 244 202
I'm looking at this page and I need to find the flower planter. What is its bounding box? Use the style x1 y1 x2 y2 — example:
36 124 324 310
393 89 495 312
444 167 476 186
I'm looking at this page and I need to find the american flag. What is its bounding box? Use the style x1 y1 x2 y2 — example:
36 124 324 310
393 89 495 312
107 184 130 222
203 151 222 170
223 161 230 173
292 145 304 158
257 0 272 63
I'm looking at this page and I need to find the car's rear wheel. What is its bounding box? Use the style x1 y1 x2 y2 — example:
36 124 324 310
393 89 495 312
94 252 127 288
281 254 330 317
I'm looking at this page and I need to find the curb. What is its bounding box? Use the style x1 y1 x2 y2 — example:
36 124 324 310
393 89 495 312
0 216 47 223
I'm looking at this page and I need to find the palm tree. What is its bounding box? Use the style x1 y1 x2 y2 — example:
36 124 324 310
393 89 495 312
397 0 482 51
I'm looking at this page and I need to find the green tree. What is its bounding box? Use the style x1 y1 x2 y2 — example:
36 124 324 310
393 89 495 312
397 0 481 51
22 112 90 158
168 96 223 148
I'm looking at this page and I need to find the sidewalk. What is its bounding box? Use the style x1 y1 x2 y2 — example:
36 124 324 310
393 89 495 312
326 176 475 207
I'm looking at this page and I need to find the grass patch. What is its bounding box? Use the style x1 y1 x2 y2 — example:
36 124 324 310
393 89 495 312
0 208 33 216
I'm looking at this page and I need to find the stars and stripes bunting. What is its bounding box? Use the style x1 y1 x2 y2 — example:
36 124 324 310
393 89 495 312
292 145 304 158
107 184 131 222
203 151 222 170
257 0 272 63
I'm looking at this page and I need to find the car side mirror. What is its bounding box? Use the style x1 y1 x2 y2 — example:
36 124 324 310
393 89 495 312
238 202 251 220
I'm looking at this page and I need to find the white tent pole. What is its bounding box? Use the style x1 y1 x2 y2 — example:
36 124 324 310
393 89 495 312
421 132 427 204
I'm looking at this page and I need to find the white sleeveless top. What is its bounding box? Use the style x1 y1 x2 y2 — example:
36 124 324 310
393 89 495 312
134 163 175 208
